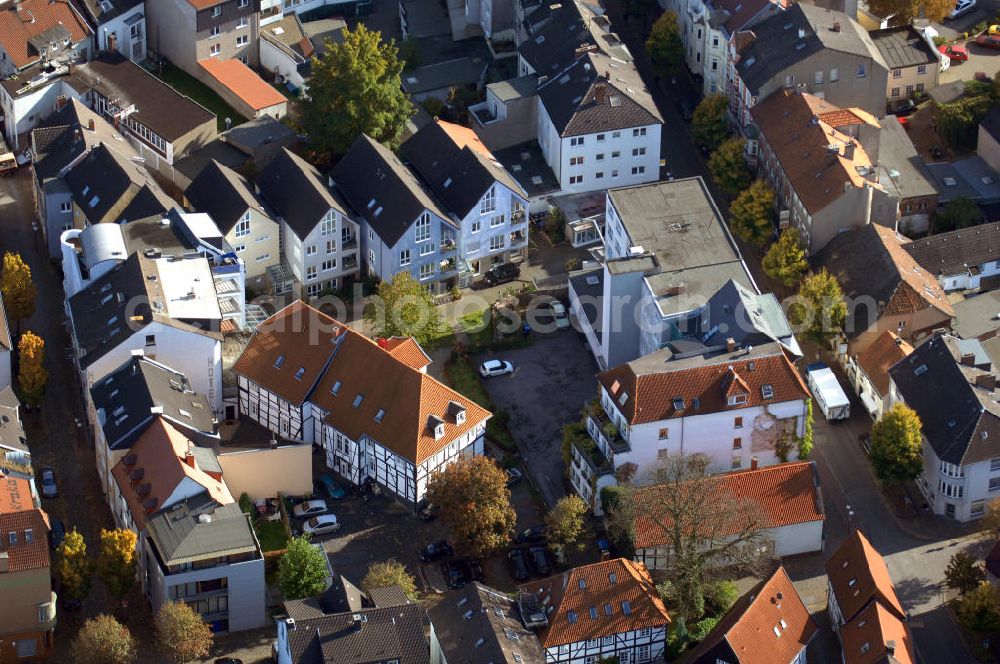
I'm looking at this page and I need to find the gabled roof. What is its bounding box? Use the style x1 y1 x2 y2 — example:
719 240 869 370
751 92 882 216
815 224 954 331
63 143 173 225
0 477 50 573
380 337 432 371
257 148 348 240
284 603 428 664
232 300 342 407
825 530 905 625
735 5 885 96
888 334 1000 466
518 0 629 79
310 327 491 465
198 58 287 111
74 0 143 26
145 492 256 565
686 566 817 664
427 582 545 664
185 160 272 234
401 119 525 219
633 461 824 550
840 601 915 664
855 331 912 396
0 0 90 70
89 355 217 451
901 223 1000 278
31 99 133 185
597 343 809 424
111 418 231 529
517 558 670 647
71 52 216 142
333 134 452 247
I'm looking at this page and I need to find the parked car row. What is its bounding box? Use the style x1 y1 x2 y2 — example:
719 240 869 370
508 545 553 581
443 558 485 589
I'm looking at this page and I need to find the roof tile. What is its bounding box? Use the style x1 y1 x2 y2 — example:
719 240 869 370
825 530 905 625
0 0 90 70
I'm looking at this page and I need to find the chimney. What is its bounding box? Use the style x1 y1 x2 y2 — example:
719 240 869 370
832 21 841 31
88 118 95 131
55 95 67 111
842 142 855 160
726 337 736 352
962 353 977 366
593 82 607 103
886 641 896 656
976 374 996 391
184 443 196 468
750 456 759 470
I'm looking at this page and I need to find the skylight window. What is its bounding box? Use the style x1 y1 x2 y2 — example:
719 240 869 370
567 611 578 624
761 384 774 399
353 394 364 408
294 367 305 380
589 606 598 619
375 409 385 422
89 195 101 208
331 380 342 395
621 601 632 615
274 355 285 368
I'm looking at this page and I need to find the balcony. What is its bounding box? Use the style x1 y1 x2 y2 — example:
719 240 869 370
511 209 526 225
342 236 358 251
510 230 527 248
343 254 359 271
469 101 498 126
586 409 630 455
439 257 457 274
440 238 457 253
571 437 612 476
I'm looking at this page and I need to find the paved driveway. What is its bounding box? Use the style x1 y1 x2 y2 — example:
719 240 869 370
475 330 600 507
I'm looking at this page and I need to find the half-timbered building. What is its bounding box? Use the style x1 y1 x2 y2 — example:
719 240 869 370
517 558 670 664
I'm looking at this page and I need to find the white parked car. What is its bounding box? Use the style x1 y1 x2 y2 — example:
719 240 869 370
303 514 340 536
948 0 976 19
550 301 570 329
292 499 328 518
479 360 514 378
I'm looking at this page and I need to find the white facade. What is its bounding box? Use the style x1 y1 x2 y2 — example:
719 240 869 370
544 626 667 664
0 78 84 150
845 355 890 421
536 102 661 195
914 439 998 523
259 36 307 91
936 259 1000 292
97 6 148 61
281 209 361 297
237 374 314 443
362 208 460 294
454 182 529 278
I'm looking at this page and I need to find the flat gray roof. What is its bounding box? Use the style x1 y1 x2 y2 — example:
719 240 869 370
878 116 938 201
952 291 1000 340
870 26 937 70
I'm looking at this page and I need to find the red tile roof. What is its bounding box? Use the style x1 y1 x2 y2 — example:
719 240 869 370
233 300 344 406
840 601 915 664
686 566 817 664
379 337 432 371
0 477 50 573
199 58 287 111
0 0 90 70
598 349 810 425
855 330 913 395
518 559 670 647
435 119 495 159
633 461 824 550
111 418 233 529
825 530 905 625
870 224 953 318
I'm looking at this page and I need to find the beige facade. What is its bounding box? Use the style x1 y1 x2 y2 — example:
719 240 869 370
217 444 312 500
886 63 938 101
228 207 282 281
0 568 56 663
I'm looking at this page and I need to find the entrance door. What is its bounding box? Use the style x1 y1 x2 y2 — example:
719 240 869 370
946 503 956 518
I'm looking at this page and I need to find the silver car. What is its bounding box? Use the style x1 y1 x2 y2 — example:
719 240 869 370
292 499 328 518
303 514 340 536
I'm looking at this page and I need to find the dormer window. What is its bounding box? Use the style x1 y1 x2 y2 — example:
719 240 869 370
672 397 684 411
428 415 445 439
728 394 748 406
761 384 774 399
435 423 445 439
448 400 466 424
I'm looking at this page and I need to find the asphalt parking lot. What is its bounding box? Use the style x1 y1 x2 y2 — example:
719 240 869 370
476 329 601 507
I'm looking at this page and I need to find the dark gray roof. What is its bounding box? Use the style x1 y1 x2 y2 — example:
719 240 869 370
333 135 452 247
401 121 525 218
401 57 488 95
146 494 258 565
735 5 882 95
869 26 938 70
902 223 1000 277
75 0 143 26
888 334 1000 465
492 141 560 198
699 279 800 356
31 99 129 184
89 355 217 451
518 0 626 77
285 604 429 664
367 585 411 608
63 144 171 224
223 114 296 155
185 160 271 233
173 139 250 185
70 52 216 142
877 116 938 202
427 583 545 664
984 106 1000 145
258 148 347 240
569 268 603 344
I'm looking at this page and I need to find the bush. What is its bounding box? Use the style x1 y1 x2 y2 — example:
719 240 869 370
933 35 947 46
704 580 739 617
690 617 720 641
239 492 253 515
566 257 582 272
450 285 462 301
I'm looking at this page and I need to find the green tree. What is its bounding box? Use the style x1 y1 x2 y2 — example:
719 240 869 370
426 456 517 556
278 536 330 600
1 252 36 334
762 228 808 288
73 615 137 664
946 552 986 595
981 502 1000 538
301 23 412 159
96 528 137 601
56 528 93 603
610 454 768 624
544 495 588 553
365 272 447 348
17 331 48 408
787 269 847 342
645 12 683 78
728 180 774 246
863 0 952 21
798 400 814 459
707 138 750 195
704 580 739 617
933 197 983 233
870 403 924 485
692 94 730 150
959 582 1000 632
155 601 214 663
362 559 418 601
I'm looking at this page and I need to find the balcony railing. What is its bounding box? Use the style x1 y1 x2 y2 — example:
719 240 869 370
511 209 526 225
571 438 612 476
342 237 358 250
441 239 457 253
587 411 630 455
510 231 527 247
343 255 359 270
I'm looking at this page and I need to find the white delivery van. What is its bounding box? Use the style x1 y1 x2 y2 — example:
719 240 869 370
806 362 850 421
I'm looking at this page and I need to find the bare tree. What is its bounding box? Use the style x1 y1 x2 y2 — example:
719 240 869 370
606 453 769 624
